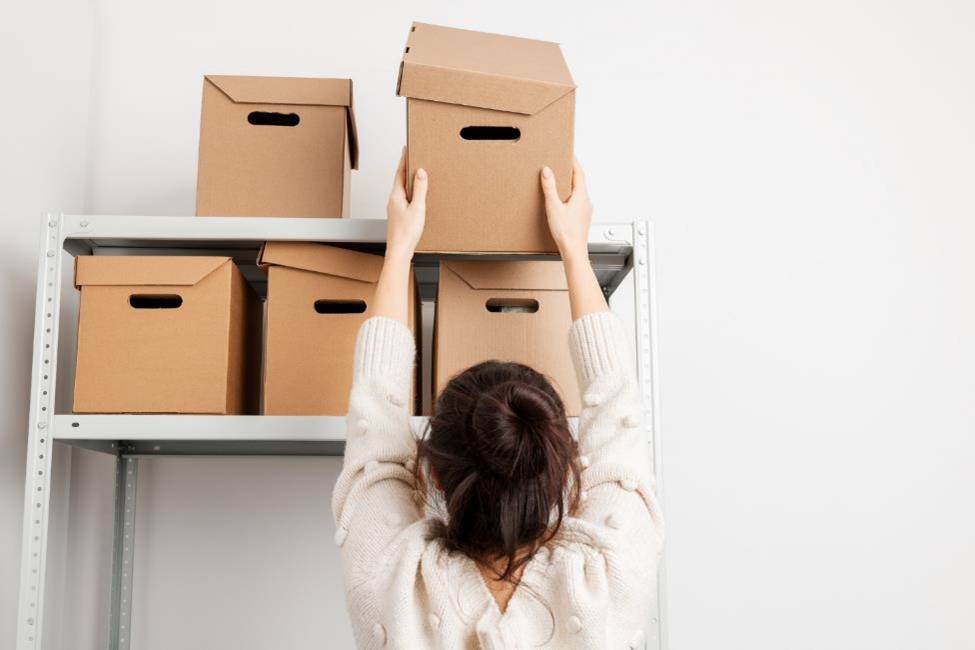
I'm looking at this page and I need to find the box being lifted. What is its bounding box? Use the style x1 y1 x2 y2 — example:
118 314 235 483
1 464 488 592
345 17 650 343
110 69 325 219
196 75 359 218
72 256 262 414
259 242 420 415
434 260 581 415
397 22 575 254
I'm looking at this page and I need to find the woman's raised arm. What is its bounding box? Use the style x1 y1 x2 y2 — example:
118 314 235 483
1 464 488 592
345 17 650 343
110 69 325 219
330 150 428 591
539 159 607 320
371 148 427 323
541 159 664 594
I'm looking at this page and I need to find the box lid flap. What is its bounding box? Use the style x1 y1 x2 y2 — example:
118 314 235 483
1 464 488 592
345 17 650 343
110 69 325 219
396 23 575 115
257 241 382 284
443 260 568 291
205 75 359 168
74 256 231 289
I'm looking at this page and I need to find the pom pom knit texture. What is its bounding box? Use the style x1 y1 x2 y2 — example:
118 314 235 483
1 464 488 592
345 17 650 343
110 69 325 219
332 312 664 648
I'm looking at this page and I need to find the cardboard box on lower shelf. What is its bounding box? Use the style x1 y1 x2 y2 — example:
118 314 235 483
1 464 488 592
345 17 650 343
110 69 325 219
259 242 420 415
434 260 581 415
72 256 262 414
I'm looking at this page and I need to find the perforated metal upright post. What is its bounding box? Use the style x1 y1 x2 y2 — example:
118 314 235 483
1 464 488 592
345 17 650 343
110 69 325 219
109 455 138 650
632 220 667 650
16 214 66 650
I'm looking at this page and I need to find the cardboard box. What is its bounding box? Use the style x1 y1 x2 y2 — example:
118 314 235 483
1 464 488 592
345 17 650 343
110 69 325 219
259 242 420 415
196 75 359 218
397 22 576 254
73 256 262 414
434 260 581 415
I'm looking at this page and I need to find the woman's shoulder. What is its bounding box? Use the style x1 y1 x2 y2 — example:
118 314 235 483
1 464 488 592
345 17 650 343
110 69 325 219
550 515 660 579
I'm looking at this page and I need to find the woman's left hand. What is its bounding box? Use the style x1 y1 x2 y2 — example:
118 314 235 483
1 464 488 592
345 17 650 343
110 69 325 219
386 148 427 258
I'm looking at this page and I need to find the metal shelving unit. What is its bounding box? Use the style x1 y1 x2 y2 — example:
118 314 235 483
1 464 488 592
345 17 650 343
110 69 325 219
16 214 664 650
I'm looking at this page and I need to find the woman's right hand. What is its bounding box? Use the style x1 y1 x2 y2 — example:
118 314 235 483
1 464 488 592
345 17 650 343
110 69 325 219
540 158 593 261
540 159 607 320
386 148 428 260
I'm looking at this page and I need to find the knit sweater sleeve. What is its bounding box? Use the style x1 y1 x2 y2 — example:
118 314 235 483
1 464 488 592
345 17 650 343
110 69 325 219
331 317 422 590
567 310 664 578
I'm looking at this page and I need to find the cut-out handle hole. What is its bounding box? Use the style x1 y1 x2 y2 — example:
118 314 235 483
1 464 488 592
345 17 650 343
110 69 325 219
314 300 367 314
129 294 183 309
248 111 300 127
460 126 521 141
486 298 539 313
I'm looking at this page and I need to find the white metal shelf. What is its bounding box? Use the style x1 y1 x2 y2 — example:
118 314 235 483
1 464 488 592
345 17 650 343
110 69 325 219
55 414 354 441
54 415 586 456
61 215 638 301
18 213 664 650
54 414 349 456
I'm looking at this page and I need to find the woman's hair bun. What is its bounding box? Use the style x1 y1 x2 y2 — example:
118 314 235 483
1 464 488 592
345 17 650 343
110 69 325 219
420 360 579 582
471 380 562 481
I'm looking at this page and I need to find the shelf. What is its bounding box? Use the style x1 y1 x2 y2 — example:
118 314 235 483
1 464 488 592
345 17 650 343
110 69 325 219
48 215 644 456
58 215 637 300
54 414 348 455
52 415 585 456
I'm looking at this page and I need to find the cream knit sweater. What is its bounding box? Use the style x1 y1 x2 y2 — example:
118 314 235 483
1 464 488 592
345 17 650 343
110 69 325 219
332 311 664 649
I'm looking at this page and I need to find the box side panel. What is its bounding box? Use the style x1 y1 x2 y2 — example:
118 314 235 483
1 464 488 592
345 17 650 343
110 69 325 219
264 266 419 415
433 263 581 415
341 125 351 218
409 93 574 253
197 94 347 218
263 267 372 415
72 265 235 414
225 265 263 415
244 271 265 414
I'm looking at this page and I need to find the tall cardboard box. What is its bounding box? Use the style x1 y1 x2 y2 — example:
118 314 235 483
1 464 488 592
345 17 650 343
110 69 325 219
196 75 359 218
259 242 420 415
397 23 576 254
434 260 581 415
73 256 262 414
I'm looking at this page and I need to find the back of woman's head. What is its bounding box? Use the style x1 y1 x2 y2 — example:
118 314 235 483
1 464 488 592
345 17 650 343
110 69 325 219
415 361 580 581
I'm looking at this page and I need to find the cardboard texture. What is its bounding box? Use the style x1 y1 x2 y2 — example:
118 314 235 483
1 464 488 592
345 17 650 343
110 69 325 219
397 22 576 253
434 260 581 415
73 256 262 414
259 242 420 415
196 75 359 218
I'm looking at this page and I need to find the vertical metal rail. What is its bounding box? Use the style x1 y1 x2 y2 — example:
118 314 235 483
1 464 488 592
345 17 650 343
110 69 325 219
632 220 667 650
16 214 66 649
109 455 138 650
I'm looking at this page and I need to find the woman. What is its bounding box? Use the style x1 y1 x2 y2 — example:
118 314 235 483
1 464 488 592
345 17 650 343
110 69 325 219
331 153 664 649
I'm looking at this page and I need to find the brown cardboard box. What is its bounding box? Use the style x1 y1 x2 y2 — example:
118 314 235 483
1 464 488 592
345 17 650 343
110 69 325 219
73 256 262 414
397 23 575 254
259 242 420 415
434 260 581 415
196 75 359 218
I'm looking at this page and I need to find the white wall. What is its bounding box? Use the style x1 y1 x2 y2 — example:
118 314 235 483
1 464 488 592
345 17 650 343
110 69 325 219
3 0 975 648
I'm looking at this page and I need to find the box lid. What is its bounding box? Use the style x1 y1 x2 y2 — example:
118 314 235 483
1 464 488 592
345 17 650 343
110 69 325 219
74 256 231 289
443 260 568 291
396 22 575 116
205 75 359 169
257 241 383 284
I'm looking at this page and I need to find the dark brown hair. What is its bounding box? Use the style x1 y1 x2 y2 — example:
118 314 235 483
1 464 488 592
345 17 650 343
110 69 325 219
414 361 580 582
